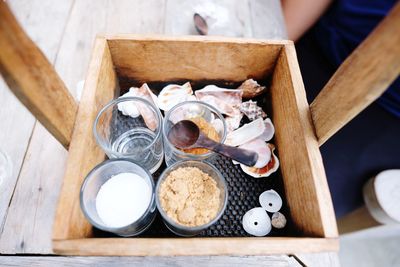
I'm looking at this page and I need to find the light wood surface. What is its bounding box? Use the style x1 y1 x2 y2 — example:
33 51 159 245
310 2 400 145
0 1 78 149
337 206 380 235
0 0 73 250
107 35 283 83
0 255 300 267
270 44 338 238
53 237 338 256
0 0 338 266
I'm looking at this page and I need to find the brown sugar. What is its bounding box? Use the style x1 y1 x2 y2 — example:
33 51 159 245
159 166 221 227
182 116 220 155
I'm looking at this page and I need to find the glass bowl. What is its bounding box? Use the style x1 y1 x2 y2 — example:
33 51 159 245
93 97 164 174
155 160 228 237
80 159 156 237
162 101 227 166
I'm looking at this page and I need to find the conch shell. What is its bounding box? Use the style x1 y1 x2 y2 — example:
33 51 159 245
238 79 267 99
195 85 242 117
240 100 266 121
157 82 194 111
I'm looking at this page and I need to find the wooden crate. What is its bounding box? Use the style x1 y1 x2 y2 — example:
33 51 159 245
51 35 338 256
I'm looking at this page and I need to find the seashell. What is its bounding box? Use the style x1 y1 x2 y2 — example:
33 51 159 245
259 189 282 213
240 100 266 121
157 82 193 111
239 138 271 168
195 85 242 117
238 79 267 99
271 212 287 229
117 83 159 131
242 207 272 236
260 118 275 142
211 118 224 134
225 118 265 146
193 13 208 35
240 143 279 178
118 90 141 118
225 114 243 132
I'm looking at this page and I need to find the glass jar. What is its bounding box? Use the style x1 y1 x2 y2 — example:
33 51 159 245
93 97 163 174
80 159 156 237
162 101 227 166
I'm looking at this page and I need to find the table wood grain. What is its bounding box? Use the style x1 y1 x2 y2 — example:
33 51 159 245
0 0 339 266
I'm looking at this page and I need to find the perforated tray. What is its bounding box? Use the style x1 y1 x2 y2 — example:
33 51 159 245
94 108 294 238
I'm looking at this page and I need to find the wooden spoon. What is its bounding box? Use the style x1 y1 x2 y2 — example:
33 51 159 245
167 120 258 166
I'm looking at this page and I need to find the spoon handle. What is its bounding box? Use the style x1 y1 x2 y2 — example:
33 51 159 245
200 137 258 166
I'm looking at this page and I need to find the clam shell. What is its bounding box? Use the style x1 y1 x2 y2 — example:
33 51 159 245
225 118 265 146
242 207 272 236
260 118 275 142
157 82 193 111
259 189 282 213
239 138 271 168
240 143 279 178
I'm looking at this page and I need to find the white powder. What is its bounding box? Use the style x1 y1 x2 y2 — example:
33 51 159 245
96 172 152 228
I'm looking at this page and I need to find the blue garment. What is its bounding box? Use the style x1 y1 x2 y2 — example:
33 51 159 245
314 0 400 118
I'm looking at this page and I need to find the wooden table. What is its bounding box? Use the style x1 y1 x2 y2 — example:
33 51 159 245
0 1 339 266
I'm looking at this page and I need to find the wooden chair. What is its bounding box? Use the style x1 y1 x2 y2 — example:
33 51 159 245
1 0 399 235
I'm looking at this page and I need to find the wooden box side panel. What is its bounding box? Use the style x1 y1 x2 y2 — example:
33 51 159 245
270 44 338 238
106 35 285 83
53 237 339 256
53 37 119 240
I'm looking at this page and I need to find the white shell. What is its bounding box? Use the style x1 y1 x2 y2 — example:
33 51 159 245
225 114 243 132
117 90 140 118
242 207 272 237
240 144 280 178
225 118 265 146
157 82 193 111
260 118 275 142
259 189 282 213
271 212 287 229
239 139 271 168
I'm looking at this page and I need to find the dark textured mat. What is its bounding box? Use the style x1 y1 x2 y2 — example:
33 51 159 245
92 79 297 238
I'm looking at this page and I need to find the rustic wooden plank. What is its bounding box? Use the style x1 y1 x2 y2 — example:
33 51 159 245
164 0 252 37
0 1 78 148
53 237 338 256
295 252 341 267
270 44 338 238
53 36 117 241
0 0 73 237
2 0 166 254
0 255 294 267
107 35 284 82
310 2 400 145
249 0 287 39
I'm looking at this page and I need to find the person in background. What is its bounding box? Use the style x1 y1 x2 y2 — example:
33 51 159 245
281 0 400 217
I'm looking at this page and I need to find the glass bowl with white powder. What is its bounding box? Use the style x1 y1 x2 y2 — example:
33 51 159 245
80 159 156 237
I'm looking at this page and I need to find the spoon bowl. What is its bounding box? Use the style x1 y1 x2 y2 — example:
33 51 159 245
167 120 258 167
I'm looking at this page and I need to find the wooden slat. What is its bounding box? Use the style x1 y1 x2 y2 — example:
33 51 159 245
52 37 117 240
107 35 285 82
249 0 287 39
270 44 338 238
0 1 78 149
53 237 338 256
295 252 340 267
0 0 73 241
310 2 400 145
0 255 296 267
164 0 252 37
